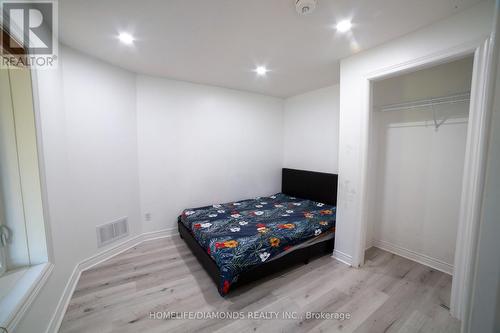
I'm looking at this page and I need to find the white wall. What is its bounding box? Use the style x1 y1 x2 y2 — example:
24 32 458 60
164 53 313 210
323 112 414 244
16 46 142 332
336 0 494 265
366 58 473 271
371 114 468 270
137 76 284 232
283 85 340 174
61 47 141 240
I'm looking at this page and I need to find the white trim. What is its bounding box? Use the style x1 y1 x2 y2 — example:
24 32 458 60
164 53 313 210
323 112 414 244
45 228 177 333
372 240 453 275
141 228 179 242
45 264 80 333
332 249 352 266
452 36 496 325
30 67 55 264
1 262 54 331
81 228 176 271
365 38 488 81
466 5 500 331
365 238 375 250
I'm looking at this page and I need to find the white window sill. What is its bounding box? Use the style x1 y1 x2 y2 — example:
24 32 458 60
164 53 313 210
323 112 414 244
0 262 54 331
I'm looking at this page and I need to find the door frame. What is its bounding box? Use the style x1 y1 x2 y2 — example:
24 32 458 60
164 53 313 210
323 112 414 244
353 36 496 323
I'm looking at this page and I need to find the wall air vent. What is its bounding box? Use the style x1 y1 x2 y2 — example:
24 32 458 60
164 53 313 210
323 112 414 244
96 217 129 247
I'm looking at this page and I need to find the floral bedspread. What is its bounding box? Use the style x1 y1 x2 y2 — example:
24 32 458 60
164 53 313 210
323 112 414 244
180 193 336 295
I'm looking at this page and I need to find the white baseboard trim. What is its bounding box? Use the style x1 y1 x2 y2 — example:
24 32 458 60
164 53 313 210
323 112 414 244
141 228 178 243
365 238 375 250
332 249 353 266
45 264 81 333
45 227 177 333
372 239 453 275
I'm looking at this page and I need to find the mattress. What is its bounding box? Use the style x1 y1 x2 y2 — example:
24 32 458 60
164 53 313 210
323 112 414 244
180 193 336 295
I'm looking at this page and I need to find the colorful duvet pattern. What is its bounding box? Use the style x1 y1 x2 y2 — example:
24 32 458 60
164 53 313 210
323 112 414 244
180 193 336 295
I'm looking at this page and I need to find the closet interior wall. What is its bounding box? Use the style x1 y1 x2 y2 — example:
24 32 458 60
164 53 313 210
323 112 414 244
367 56 474 273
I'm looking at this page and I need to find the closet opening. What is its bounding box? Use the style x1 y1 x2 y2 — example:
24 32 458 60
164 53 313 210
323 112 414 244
365 55 474 315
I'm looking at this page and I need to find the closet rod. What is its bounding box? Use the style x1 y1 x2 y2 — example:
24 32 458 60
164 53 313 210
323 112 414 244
377 92 470 112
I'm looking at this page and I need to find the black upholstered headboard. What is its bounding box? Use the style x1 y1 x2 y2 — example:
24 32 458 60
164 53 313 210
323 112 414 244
281 168 338 206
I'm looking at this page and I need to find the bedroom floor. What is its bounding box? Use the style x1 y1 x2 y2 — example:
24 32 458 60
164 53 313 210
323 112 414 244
60 236 460 333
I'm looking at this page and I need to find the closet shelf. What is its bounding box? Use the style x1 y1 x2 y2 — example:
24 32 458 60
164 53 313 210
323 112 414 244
377 92 471 112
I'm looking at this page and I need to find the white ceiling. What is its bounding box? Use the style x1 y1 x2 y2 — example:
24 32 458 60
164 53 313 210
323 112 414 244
59 0 483 97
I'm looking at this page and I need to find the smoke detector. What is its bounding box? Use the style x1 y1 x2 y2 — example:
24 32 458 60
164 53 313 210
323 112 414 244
295 0 317 15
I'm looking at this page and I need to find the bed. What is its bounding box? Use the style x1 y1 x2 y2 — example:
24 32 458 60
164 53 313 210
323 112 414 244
178 168 338 296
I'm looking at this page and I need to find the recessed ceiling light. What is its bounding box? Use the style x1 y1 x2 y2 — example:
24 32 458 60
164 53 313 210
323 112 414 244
336 20 352 33
255 66 269 76
118 32 134 45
